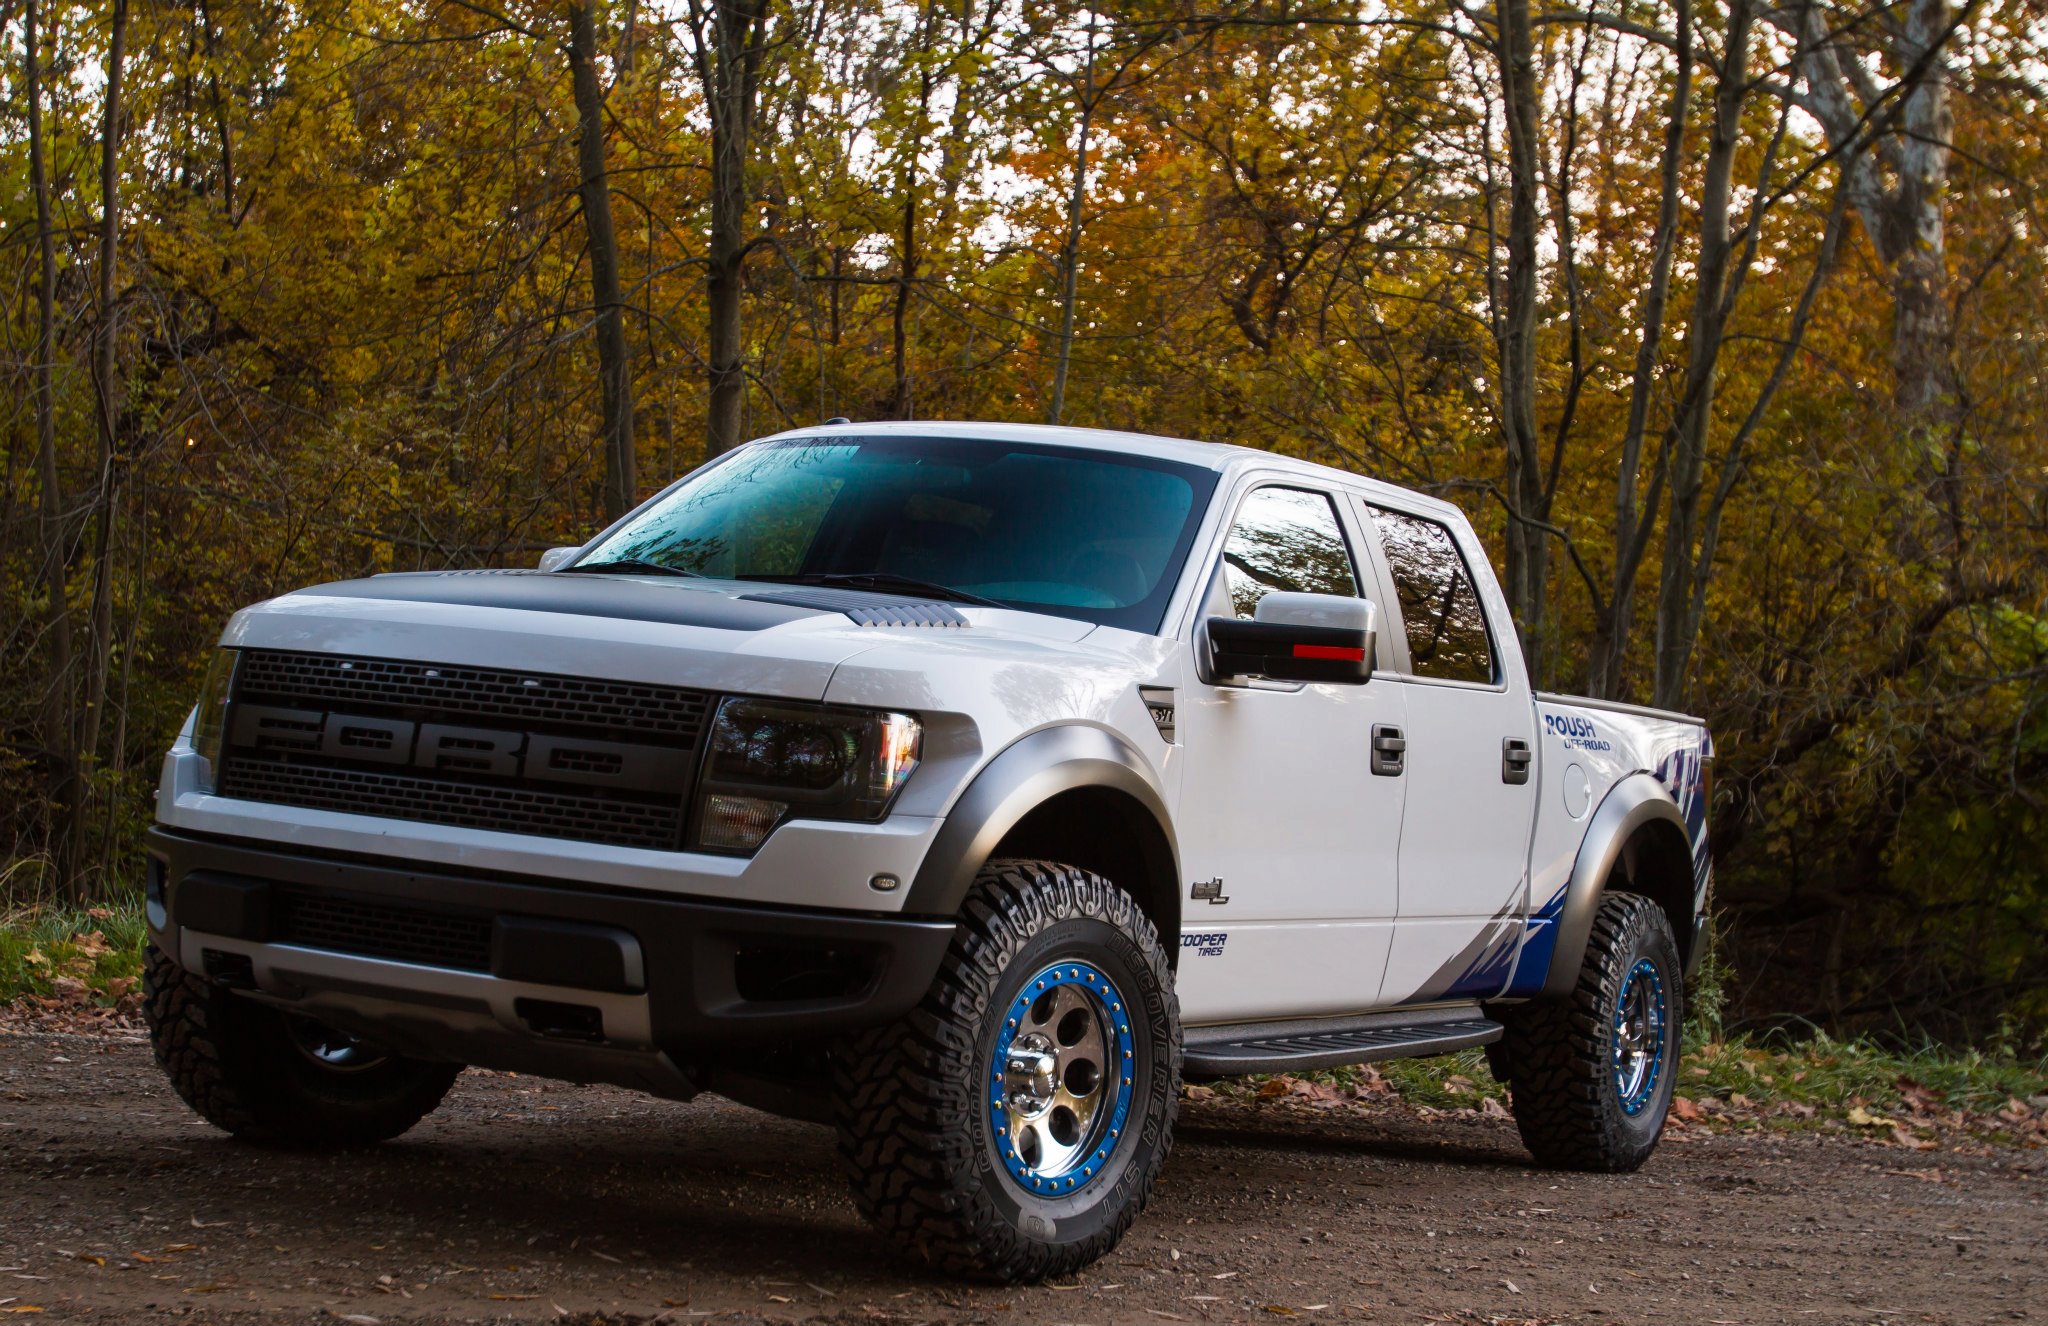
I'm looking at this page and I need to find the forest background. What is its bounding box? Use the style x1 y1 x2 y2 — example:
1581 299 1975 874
3 0 2044 1044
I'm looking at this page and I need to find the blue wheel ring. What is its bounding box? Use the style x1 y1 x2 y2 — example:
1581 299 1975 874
1612 957 1669 1116
989 961 1138 1197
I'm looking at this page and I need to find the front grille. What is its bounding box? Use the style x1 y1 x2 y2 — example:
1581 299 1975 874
234 650 711 739
217 649 710 850
218 754 685 850
275 889 493 972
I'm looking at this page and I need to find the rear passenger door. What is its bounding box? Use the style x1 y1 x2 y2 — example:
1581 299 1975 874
1171 483 1407 1025
1360 501 1539 1006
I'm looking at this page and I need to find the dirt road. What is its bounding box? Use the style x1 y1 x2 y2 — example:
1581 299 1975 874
1 1028 2039 1325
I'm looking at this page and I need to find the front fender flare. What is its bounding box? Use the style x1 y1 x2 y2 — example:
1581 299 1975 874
1540 773 1690 999
900 725 1178 917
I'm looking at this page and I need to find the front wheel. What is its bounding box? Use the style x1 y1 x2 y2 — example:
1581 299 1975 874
835 860 1181 1282
1494 892 1682 1171
145 944 461 1148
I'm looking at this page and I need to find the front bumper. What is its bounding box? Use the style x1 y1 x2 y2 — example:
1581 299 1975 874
146 827 956 1098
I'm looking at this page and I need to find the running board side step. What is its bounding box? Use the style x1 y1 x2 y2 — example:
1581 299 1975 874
1182 1007 1504 1078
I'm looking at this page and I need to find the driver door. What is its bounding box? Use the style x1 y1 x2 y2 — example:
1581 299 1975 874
1171 482 1407 1025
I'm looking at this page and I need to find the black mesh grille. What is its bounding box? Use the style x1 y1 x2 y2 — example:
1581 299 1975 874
217 650 707 850
234 650 712 741
217 754 683 850
275 889 493 972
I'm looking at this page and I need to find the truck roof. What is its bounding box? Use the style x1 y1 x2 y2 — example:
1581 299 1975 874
759 419 1261 469
757 420 1464 521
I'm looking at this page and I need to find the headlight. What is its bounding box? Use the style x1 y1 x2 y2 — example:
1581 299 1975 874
191 648 237 792
694 698 921 852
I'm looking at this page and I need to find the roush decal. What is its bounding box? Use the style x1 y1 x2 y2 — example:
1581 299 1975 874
1543 712 1612 752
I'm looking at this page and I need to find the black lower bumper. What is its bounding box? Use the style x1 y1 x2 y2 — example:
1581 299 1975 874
146 826 955 1069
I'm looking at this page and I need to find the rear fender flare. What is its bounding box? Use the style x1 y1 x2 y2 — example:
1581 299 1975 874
1541 773 1690 999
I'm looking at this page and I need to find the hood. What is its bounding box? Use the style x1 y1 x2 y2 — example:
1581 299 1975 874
221 570 1102 702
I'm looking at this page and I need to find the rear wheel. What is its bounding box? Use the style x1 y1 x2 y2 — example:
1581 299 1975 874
835 860 1180 1282
1494 893 1682 1171
145 944 461 1147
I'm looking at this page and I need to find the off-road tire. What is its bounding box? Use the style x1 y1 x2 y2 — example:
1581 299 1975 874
145 944 461 1147
835 860 1181 1282
1494 892 1682 1171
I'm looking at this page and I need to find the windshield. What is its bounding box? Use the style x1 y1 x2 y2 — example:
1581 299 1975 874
576 436 1219 632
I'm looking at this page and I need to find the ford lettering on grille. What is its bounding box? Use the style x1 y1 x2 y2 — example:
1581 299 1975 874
214 650 711 851
229 705 691 788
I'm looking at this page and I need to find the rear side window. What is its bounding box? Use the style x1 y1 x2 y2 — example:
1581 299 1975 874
1220 487 1358 618
1368 505 1495 684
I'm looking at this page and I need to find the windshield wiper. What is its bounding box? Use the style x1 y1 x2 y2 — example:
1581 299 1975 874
738 572 1004 608
554 558 704 578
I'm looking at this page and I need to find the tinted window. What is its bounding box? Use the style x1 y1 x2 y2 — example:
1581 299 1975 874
1220 487 1358 618
580 438 1216 632
1368 506 1495 683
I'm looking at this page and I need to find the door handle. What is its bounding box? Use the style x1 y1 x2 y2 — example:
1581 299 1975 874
1502 737 1533 785
1372 724 1406 777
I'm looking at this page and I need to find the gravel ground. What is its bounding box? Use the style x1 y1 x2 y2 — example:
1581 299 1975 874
1 1027 2041 1325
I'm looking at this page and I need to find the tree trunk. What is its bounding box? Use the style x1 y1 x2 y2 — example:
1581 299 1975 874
1046 10 1099 426
70 0 130 900
891 7 936 421
1587 0 1692 702
568 0 637 519
1651 0 1751 712
698 0 768 458
1772 0 1961 418
1494 0 1548 681
26 0 81 893
1888 0 1955 418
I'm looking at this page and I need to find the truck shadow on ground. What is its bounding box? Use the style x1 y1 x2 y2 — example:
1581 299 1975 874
1173 1104 1538 1171
133 1094 1541 1286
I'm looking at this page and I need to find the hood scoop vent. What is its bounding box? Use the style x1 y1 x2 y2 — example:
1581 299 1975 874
739 587 968 628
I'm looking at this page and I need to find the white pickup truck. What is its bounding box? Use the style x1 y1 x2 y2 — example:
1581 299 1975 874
144 421 1712 1281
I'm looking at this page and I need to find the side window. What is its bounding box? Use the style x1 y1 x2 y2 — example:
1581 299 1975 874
1219 487 1358 618
1368 506 1495 684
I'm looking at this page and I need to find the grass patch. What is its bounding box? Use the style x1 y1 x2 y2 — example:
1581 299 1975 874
0 898 149 1005
1676 1032 2048 1116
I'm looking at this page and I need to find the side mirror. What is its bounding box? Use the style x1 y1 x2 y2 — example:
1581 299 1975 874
537 546 581 572
1206 593 1377 685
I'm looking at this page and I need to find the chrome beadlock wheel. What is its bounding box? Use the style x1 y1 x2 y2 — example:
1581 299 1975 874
1612 957 1668 1116
990 961 1137 1195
